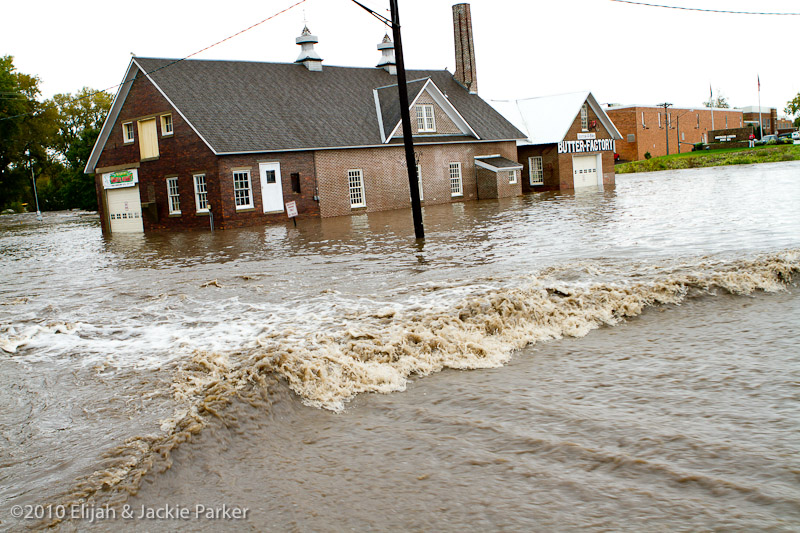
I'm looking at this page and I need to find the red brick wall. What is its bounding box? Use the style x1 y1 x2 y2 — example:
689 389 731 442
314 141 518 218
215 152 320 229
95 72 218 233
608 106 744 160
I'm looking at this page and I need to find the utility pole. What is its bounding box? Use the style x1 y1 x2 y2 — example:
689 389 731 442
350 0 424 240
389 0 424 239
659 102 673 155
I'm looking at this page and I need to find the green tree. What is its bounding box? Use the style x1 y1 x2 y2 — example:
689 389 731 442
49 88 111 161
703 90 730 109
46 89 111 210
0 55 59 211
786 93 800 127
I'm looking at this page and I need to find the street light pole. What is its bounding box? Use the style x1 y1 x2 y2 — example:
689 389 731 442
26 150 43 221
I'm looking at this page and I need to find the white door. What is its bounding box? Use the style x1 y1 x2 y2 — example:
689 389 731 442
106 185 144 233
572 155 600 188
259 162 284 213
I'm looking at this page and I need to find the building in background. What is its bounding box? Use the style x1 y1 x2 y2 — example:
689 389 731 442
491 92 621 191
606 105 743 161
740 106 795 135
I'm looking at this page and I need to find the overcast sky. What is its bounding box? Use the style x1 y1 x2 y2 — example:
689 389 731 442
2 0 798 114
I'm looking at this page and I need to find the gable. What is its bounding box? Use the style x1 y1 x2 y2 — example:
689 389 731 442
489 92 622 146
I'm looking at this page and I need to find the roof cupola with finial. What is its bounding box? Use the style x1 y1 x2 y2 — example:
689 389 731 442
296 25 323 72
376 33 396 75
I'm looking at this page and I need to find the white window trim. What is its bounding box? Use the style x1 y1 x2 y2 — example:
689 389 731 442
233 170 254 210
193 173 209 213
641 112 646 128
166 177 181 215
348 169 366 208
658 113 662 128
581 104 589 131
161 114 173 137
416 104 436 133
508 170 517 184
449 162 463 197
528 156 544 186
122 122 134 143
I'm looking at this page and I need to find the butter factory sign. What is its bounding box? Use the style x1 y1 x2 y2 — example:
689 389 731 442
558 139 615 154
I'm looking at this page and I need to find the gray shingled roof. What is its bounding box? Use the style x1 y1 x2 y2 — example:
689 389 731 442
133 58 525 153
375 77 428 140
475 156 523 171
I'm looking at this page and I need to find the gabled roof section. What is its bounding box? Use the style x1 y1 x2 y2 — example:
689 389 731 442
489 91 622 146
85 59 138 174
374 78 428 142
376 78 481 143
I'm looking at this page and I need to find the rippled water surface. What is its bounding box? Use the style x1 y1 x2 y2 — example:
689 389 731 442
1 162 799 531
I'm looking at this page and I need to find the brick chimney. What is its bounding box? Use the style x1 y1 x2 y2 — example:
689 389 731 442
377 34 397 75
296 26 323 72
770 108 778 134
452 3 477 94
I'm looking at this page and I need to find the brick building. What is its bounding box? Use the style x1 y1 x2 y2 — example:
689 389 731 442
490 92 622 191
739 106 795 135
85 4 525 233
607 105 743 161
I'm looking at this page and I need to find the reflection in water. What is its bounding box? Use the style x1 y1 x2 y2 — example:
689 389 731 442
1 162 799 531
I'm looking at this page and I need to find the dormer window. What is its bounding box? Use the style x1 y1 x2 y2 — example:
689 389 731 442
580 104 589 131
416 104 436 133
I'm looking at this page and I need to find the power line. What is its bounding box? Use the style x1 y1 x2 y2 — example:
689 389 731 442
0 0 308 123
610 0 800 15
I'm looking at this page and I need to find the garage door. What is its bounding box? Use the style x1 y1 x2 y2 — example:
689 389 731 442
572 155 600 188
106 185 144 233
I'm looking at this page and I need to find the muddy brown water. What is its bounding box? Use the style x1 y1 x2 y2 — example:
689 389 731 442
1 162 799 531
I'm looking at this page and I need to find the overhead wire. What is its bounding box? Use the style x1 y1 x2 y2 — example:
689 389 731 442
610 0 800 16
0 0 308 123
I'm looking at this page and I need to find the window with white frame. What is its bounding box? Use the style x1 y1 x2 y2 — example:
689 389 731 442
529 156 544 185
641 111 646 128
415 104 436 133
449 162 462 197
508 170 517 184
161 114 173 136
123 122 134 143
667 113 671 128
696 114 700 128
658 113 662 128
193 173 209 212
166 177 180 214
581 104 588 131
725 115 728 128
233 170 253 209
348 169 366 207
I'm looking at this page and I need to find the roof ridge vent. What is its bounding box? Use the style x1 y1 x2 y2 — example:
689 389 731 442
376 33 397 75
296 26 323 72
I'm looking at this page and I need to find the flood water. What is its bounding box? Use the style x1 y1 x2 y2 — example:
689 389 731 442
1 161 799 531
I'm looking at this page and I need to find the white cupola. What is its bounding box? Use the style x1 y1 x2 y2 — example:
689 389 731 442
296 26 323 72
376 34 396 75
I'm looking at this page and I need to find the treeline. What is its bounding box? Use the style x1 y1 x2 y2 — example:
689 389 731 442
1 55 111 213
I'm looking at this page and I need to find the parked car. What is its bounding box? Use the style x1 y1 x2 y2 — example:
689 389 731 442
792 131 800 141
